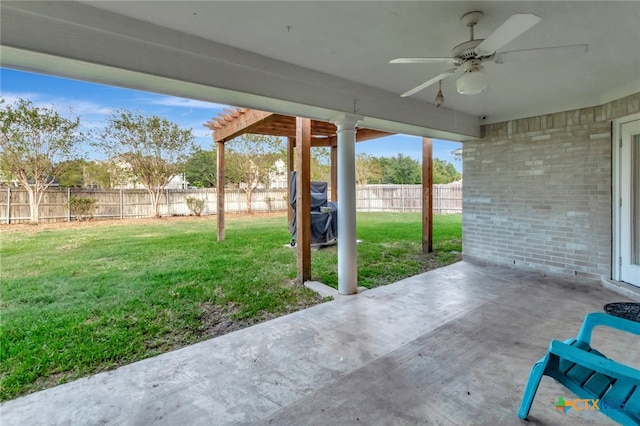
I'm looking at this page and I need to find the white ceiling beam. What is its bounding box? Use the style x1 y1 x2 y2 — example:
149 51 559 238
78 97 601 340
0 1 480 141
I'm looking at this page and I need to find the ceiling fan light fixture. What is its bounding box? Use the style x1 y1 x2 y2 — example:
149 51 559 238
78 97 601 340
456 64 488 95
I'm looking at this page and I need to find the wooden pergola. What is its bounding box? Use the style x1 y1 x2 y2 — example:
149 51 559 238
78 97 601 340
204 108 434 286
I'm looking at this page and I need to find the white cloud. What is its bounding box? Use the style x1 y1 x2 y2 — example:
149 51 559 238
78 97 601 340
1 91 113 116
144 95 229 110
65 101 113 116
1 91 44 105
193 128 213 138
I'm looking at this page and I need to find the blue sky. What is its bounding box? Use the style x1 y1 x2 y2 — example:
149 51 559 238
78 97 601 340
0 68 462 171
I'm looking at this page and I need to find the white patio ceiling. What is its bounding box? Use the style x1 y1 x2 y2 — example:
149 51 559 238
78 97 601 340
1 1 639 141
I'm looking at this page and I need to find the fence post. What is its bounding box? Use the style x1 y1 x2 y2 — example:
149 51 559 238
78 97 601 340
3 184 460 223
6 187 11 224
67 187 72 221
166 188 170 217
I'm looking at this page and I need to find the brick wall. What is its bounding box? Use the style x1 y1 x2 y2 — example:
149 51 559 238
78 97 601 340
463 93 640 280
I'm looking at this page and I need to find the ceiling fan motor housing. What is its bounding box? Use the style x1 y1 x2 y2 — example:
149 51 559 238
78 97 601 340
451 39 488 63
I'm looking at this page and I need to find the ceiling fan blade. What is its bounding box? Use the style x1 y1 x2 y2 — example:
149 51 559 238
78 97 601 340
476 13 542 55
400 68 457 98
492 44 588 64
390 57 457 64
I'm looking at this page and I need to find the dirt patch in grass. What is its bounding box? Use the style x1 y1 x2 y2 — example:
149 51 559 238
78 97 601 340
414 250 462 273
196 287 324 339
197 301 248 338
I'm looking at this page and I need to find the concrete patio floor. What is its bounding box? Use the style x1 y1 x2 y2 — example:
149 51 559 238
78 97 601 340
1 261 638 425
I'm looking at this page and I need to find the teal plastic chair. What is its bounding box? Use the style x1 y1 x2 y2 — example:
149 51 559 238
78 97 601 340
517 312 640 424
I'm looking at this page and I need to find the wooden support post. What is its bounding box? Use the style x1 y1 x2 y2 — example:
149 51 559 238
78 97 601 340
330 137 338 202
287 137 295 231
422 137 433 253
217 141 225 241
296 117 312 283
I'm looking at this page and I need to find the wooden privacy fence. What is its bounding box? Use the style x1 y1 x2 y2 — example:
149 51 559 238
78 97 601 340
0 182 462 224
356 183 462 213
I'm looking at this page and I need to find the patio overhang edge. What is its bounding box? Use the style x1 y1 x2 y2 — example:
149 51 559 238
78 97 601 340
0 1 480 141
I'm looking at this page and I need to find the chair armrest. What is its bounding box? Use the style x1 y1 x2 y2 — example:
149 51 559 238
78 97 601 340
576 312 640 344
549 340 640 380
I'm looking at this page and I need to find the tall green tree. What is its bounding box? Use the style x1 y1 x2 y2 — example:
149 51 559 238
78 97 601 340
381 154 422 184
93 109 195 218
0 98 83 223
310 147 331 182
225 134 285 213
57 159 111 188
183 148 216 188
432 158 461 184
355 153 383 185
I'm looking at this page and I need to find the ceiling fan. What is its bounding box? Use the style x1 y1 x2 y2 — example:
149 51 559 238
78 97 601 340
391 11 588 98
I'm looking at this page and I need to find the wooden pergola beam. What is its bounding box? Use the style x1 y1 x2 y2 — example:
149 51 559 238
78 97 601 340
310 138 337 147
422 137 433 253
356 129 394 142
206 121 223 130
207 108 394 144
223 108 240 118
211 109 277 142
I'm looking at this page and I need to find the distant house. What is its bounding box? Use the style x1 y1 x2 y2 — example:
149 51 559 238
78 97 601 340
235 158 288 190
107 157 188 190
165 174 189 190
269 159 288 189
0 173 59 188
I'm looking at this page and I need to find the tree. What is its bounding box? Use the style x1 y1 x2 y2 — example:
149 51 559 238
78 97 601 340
225 134 284 213
57 159 112 188
310 147 331 182
0 98 83 223
94 109 195 218
183 148 216 188
432 158 461 184
381 154 422 184
355 153 382 185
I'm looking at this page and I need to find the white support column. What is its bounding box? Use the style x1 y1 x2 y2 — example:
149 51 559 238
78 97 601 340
331 113 363 295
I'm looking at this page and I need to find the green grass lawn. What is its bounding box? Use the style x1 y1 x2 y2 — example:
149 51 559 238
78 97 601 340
0 213 461 400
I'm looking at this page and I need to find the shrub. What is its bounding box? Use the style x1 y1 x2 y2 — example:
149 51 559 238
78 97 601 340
68 196 98 221
185 196 205 216
263 196 274 213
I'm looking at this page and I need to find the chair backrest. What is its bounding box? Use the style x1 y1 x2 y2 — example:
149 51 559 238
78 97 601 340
576 312 640 344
